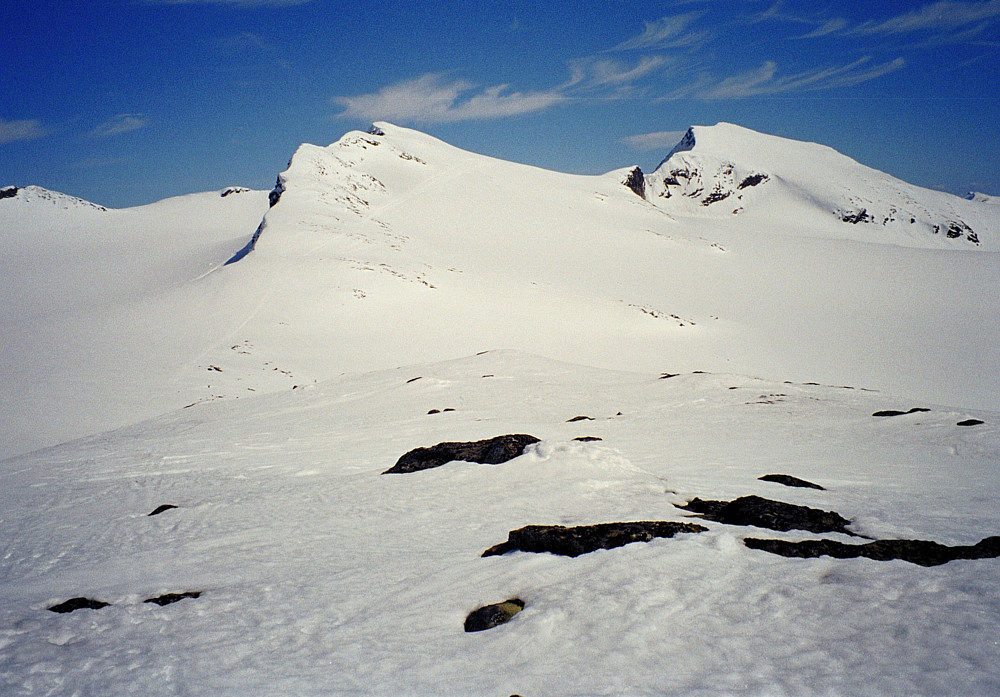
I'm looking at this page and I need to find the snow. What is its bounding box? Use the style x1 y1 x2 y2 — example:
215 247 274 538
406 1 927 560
1 352 998 696
2 123 1000 695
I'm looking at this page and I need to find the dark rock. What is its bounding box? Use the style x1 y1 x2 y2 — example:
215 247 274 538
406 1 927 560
384 434 540 474
758 474 825 490
745 535 1000 567
268 176 284 207
368 124 386 136
841 209 873 224
148 504 178 516
0 186 18 199
483 521 707 558
737 173 769 189
573 436 603 442
659 373 679 379
872 407 930 417
701 190 731 206
443 408 455 412
464 598 525 632
49 597 110 613
623 166 645 199
678 495 854 535
406 376 422 383
427 409 440 415
144 591 202 606
957 419 984 426
566 415 593 422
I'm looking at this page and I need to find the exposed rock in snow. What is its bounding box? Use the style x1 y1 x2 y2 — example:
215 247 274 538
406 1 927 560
622 166 645 198
48 597 111 613
482 521 708 557
144 591 202 606
464 599 525 632
745 535 1000 567
757 474 825 490
383 434 540 474
679 495 855 536
147 504 179 516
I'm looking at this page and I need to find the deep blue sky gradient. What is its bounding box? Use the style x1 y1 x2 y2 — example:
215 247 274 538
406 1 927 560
2 0 998 207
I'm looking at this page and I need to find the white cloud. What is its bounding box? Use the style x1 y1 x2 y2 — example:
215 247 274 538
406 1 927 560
0 118 47 145
332 74 566 124
853 0 1000 35
621 131 687 150
610 13 710 51
89 114 150 138
695 57 906 98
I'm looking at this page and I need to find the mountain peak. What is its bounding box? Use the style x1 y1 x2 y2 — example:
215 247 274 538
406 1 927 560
0 185 107 211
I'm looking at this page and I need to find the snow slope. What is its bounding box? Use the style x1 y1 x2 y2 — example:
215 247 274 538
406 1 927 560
0 186 270 457
3 124 1000 695
1 351 998 696
2 123 1000 459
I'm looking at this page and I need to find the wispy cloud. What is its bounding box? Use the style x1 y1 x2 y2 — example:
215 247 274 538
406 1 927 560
785 1 1000 43
0 118 48 145
610 13 710 51
568 55 671 88
853 0 1000 35
621 130 687 150
332 74 567 124
692 57 906 98
88 114 150 138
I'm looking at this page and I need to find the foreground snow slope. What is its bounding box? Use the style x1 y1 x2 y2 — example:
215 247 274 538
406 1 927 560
2 122 998 463
1 351 997 696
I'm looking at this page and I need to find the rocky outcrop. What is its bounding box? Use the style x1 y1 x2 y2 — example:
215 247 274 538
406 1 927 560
0 186 18 199
872 407 930 417
144 591 201 606
384 434 540 474
147 504 178 516
678 495 855 535
622 167 645 199
745 535 1000 567
758 474 825 490
49 597 110 613
482 521 707 558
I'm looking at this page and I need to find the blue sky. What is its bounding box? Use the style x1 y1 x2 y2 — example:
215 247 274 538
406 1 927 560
2 0 999 207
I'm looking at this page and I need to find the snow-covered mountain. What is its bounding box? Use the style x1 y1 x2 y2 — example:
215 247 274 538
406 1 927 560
2 123 999 459
2 123 1000 695
641 123 987 247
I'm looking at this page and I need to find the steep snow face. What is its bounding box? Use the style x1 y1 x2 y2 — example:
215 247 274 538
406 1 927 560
645 124 990 248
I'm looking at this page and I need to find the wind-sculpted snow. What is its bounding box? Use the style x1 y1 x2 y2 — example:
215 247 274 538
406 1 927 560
1 351 999 695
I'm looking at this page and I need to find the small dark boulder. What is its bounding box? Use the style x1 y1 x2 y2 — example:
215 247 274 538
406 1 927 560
872 407 930 417
483 521 707 558
957 419 984 426
384 434 540 474
573 436 603 442
758 474 825 490
464 598 525 632
745 535 1000 567
566 415 594 422
49 597 110 613
679 495 854 535
0 186 18 199
148 504 178 516
144 591 202 606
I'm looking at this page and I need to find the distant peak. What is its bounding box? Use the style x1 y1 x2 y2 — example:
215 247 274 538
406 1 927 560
0 185 107 211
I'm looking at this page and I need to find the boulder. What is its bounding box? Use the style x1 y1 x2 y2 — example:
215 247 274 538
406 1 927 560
464 599 525 632
384 434 540 474
679 495 854 535
483 521 707 558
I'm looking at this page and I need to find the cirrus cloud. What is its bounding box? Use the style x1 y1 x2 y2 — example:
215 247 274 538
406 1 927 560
0 118 48 145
